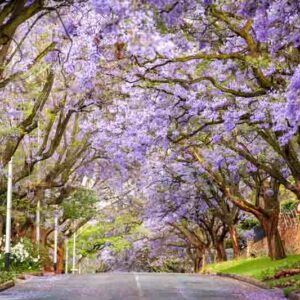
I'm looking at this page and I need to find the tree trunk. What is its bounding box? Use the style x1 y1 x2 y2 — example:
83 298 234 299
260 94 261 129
194 248 204 273
215 241 227 262
56 244 64 274
260 181 286 260
226 178 286 260
261 215 286 260
228 224 239 258
194 257 202 273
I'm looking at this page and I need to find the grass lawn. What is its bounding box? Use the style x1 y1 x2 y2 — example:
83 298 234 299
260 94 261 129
206 254 300 280
206 254 300 296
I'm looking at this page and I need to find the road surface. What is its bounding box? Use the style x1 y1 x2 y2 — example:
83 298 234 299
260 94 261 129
0 273 285 300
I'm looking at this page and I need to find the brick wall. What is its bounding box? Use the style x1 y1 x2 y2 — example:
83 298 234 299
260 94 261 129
246 219 300 257
279 223 300 254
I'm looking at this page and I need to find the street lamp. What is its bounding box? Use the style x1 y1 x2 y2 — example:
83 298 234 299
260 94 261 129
36 122 41 249
4 159 13 271
72 229 76 274
36 197 41 247
53 207 59 272
65 238 68 274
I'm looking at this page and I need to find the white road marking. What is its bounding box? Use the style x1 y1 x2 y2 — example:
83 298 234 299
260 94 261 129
134 273 144 298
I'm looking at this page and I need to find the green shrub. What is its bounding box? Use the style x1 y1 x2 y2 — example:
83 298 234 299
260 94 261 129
238 218 260 230
281 200 298 212
0 237 41 273
283 287 295 297
0 272 14 284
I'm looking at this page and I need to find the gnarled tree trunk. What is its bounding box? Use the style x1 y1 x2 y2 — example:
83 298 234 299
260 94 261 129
228 224 239 258
228 178 286 260
194 247 204 273
186 244 204 273
259 213 286 260
215 240 227 262
56 243 64 274
260 180 286 260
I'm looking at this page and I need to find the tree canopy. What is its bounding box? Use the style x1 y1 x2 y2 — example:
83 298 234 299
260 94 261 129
1 0 300 272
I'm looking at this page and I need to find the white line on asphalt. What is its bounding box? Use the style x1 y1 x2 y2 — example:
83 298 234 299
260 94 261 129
177 287 190 300
134 273 144 298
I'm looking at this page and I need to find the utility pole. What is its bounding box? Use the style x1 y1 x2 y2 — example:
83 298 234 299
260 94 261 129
72 231 76 274
4 159 13 271
53 208 59 272
65 238 68 274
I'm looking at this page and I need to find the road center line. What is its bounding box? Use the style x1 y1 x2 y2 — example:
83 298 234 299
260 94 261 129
134 273 144 298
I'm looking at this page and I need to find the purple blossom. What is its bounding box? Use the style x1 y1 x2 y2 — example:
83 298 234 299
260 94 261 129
64 20 77 36
265 189 274 198
25 0 34 7
202 0 212 6
211 134 221 144
238 0 257 18
223 118 235 132
44 51 58 63
287 66 300 93
242 229 255 241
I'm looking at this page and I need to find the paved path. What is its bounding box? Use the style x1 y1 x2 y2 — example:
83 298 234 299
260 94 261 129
0 273 285 300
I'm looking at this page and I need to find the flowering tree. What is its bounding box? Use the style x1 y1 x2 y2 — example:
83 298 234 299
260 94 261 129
113 0 300 260
1 0 300 272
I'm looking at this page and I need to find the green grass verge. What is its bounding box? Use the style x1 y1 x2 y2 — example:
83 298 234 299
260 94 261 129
0 272 14 285
206 254 300 280
206 255 300 296
0 267 42 285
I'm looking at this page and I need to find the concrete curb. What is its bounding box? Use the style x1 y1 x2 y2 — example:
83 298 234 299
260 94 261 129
17 271 43 280
288 290 300 300
214 272 269 289
0 271 43 292
0 280 14 292
25 271 43 277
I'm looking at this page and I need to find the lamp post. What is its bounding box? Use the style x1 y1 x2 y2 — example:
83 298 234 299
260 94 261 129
72 230 76 274
65 238 68 274
4 159 13 271
69 176 96 275
36 123 41 249
78 258 81 275
36 198 41 248
53 207 59 272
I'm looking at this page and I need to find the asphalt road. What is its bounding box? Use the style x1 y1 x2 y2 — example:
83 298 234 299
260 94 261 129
0 273 285 300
